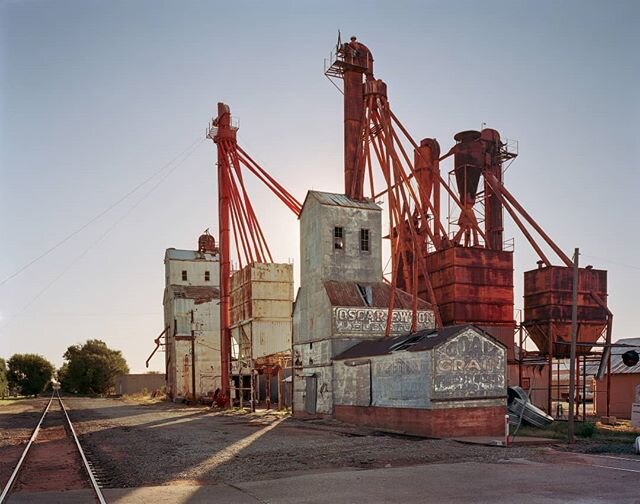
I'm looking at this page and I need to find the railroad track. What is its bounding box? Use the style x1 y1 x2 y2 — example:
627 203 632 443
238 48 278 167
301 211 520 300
0 391 106 504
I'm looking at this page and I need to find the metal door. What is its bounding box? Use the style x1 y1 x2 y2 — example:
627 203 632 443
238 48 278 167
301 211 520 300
304 375 317 414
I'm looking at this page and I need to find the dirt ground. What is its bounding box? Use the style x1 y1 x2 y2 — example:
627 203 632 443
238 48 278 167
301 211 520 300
0 397 51 490
12 400 90 493
2 396 638 503
1 396 554 490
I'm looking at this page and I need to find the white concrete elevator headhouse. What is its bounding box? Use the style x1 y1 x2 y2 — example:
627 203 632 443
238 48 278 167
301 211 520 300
292 191 436 416
163 233 222 401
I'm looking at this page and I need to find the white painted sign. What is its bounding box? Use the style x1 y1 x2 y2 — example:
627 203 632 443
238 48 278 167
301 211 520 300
333 307 435 335
432 329 506 400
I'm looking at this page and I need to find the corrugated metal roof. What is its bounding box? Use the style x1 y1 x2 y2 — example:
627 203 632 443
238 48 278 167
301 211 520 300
303 191 381 211
165 249 217 261
334 324 495 360
324 280 431 310
168 285 220 304
609 337 640 374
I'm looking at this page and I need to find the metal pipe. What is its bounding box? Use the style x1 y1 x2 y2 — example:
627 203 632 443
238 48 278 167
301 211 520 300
191 309 197 404
484 171 552 266
215 103 232 406
236 146 302 215
591 290 613 417
277 367 283 411
518 315 523 387
582 354 587 421
606 317 613 417
489 172 573 267
548 322 553 415
568 248 579 443
146 326 169 369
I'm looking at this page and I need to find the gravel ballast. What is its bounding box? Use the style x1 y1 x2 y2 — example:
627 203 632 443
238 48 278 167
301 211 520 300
56 397 550 488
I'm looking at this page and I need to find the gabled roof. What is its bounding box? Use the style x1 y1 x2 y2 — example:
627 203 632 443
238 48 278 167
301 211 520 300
609 337 640 374
324 280 431 310
333 324 501 360
301 190 381 212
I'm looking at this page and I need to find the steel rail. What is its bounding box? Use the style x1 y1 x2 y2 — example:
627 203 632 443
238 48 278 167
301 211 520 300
0 392 107 504
0 392 55 503
57 392 107 504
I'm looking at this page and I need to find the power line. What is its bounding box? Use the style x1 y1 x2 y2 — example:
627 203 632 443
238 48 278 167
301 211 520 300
0 136 204 288
0 139 204 328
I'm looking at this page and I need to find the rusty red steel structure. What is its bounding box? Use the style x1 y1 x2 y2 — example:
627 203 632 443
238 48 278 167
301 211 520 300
203 35 611 412
207 102 301 405
326 35 610 362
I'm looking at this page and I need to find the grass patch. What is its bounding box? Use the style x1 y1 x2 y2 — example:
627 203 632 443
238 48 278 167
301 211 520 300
0 396 40 406
122 391 167 405
515 418 639 446
0 399 23 406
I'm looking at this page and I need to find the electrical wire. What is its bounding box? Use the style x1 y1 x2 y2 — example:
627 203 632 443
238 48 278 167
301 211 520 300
0 139 204 329
0 135 204 288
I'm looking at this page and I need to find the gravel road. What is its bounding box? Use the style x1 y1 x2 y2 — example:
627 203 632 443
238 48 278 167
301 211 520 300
53 397 550 488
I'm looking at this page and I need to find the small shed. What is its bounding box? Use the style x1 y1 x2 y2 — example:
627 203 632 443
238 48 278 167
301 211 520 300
595 337 640 419
333 324 507 437
114 374 165 396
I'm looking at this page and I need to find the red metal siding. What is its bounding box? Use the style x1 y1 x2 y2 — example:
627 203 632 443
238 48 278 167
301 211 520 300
423 247 515 355
324 280 431 310
594 374 639 419
523 266 607 356
335 404 507 438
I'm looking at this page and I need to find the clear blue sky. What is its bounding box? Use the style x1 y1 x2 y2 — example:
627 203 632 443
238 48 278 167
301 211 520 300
1 0 638 372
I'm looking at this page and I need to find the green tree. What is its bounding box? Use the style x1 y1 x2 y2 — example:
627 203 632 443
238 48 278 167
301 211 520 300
7 354 55 396
59 340 129 395
0 358 8 398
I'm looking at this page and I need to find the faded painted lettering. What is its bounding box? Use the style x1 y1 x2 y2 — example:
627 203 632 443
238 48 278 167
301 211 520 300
333 307 435 335
432 329 506 400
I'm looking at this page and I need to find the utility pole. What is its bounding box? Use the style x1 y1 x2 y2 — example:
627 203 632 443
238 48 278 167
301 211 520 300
568 248 579 444
191 310 197 405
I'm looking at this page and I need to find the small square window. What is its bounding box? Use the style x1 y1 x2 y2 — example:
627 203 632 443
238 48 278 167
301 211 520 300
360 229 370 252
334 226 344 250
181 270 188 281
204 271 210 281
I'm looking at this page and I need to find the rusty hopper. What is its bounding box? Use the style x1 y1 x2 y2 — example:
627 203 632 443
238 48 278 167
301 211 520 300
523 265 608 357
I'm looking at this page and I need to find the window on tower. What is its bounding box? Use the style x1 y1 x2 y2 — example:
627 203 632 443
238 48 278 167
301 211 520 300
205 271 210 281
334 226 344 250
182 270 188 281
360 229 370 252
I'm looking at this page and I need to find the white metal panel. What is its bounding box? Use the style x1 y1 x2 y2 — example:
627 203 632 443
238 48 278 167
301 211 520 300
249 281 293 301
252 300 292 319
252 320 292 358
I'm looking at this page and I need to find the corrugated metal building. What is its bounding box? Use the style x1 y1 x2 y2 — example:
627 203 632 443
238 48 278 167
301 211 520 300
230 262 293 361
230 262 293 408
292 191 436 416
595 338 640 419
114 373 165 395
333 325 507 437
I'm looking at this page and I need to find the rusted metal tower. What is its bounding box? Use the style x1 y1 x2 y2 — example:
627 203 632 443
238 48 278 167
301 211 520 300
326 35 611 392
207 103 301 406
